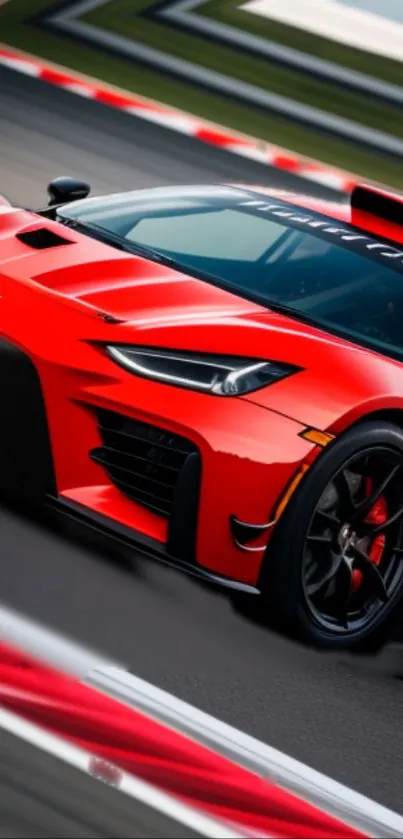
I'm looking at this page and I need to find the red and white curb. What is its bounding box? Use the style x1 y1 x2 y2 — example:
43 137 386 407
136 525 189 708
0 636 362 839
0 43 358 193
1 603 403 838
0 705 241 839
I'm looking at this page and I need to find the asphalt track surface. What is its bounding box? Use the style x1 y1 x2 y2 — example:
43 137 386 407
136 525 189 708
1 66 403 826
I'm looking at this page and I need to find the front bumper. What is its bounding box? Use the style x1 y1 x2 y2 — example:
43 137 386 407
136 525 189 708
15 324 317 587
52 495 261 594
48 376 315 586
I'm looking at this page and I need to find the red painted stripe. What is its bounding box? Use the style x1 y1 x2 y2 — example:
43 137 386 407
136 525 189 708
94 89 160 111
272 154 301 172
40 67 84 86
195 127 252 147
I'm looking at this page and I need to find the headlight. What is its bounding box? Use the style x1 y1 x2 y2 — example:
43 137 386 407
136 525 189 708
106 345 300 396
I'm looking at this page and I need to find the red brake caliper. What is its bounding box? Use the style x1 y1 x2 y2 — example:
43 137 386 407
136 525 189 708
352 477 387 590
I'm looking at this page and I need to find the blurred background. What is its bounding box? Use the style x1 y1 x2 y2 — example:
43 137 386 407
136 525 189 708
1 0 403 192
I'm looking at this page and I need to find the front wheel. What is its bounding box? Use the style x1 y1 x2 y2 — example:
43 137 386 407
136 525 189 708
259 421 403 650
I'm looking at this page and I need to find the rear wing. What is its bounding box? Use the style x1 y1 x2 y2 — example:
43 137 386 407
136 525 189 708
351 184 403 227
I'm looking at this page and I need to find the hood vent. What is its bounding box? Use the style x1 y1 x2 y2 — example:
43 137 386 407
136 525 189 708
16 227 73 250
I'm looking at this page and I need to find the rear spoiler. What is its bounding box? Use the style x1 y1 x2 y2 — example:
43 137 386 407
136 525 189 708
351 183 403 226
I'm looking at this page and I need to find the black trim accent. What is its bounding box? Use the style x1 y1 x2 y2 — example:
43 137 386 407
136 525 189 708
351 185 403 226
0 339 56 499
167 450 201 562
97 313 124 325
51 496 259 594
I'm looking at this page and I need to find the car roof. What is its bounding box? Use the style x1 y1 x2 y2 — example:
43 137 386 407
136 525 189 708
59 182 403 248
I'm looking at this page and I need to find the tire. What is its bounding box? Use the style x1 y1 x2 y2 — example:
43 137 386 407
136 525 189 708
258 420 403 651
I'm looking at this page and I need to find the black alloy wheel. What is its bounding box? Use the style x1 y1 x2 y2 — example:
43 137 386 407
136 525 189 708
261 421 403 650
303 448 403 635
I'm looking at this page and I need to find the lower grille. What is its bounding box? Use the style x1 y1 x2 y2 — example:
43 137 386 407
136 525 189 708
90 409 199 518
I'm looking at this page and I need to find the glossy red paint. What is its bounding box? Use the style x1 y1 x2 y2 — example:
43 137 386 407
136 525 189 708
1 183 403 588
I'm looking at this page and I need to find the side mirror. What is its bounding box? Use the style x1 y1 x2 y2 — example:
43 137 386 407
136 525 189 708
47 176 91 207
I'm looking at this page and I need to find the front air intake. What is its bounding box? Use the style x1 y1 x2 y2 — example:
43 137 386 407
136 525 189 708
90 409 200 519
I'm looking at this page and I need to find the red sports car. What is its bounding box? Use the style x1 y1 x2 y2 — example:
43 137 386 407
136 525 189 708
2 177 403 650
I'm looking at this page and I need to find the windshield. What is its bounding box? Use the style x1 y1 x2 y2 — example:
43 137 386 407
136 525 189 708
59 188 403 361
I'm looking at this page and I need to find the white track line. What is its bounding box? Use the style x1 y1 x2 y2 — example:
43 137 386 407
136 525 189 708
0 602 122 677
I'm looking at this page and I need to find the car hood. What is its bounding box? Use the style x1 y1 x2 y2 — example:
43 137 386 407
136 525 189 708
3 211 402 432
0 210 262 322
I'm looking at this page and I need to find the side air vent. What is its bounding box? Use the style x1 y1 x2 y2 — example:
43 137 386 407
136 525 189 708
16 227 73 250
